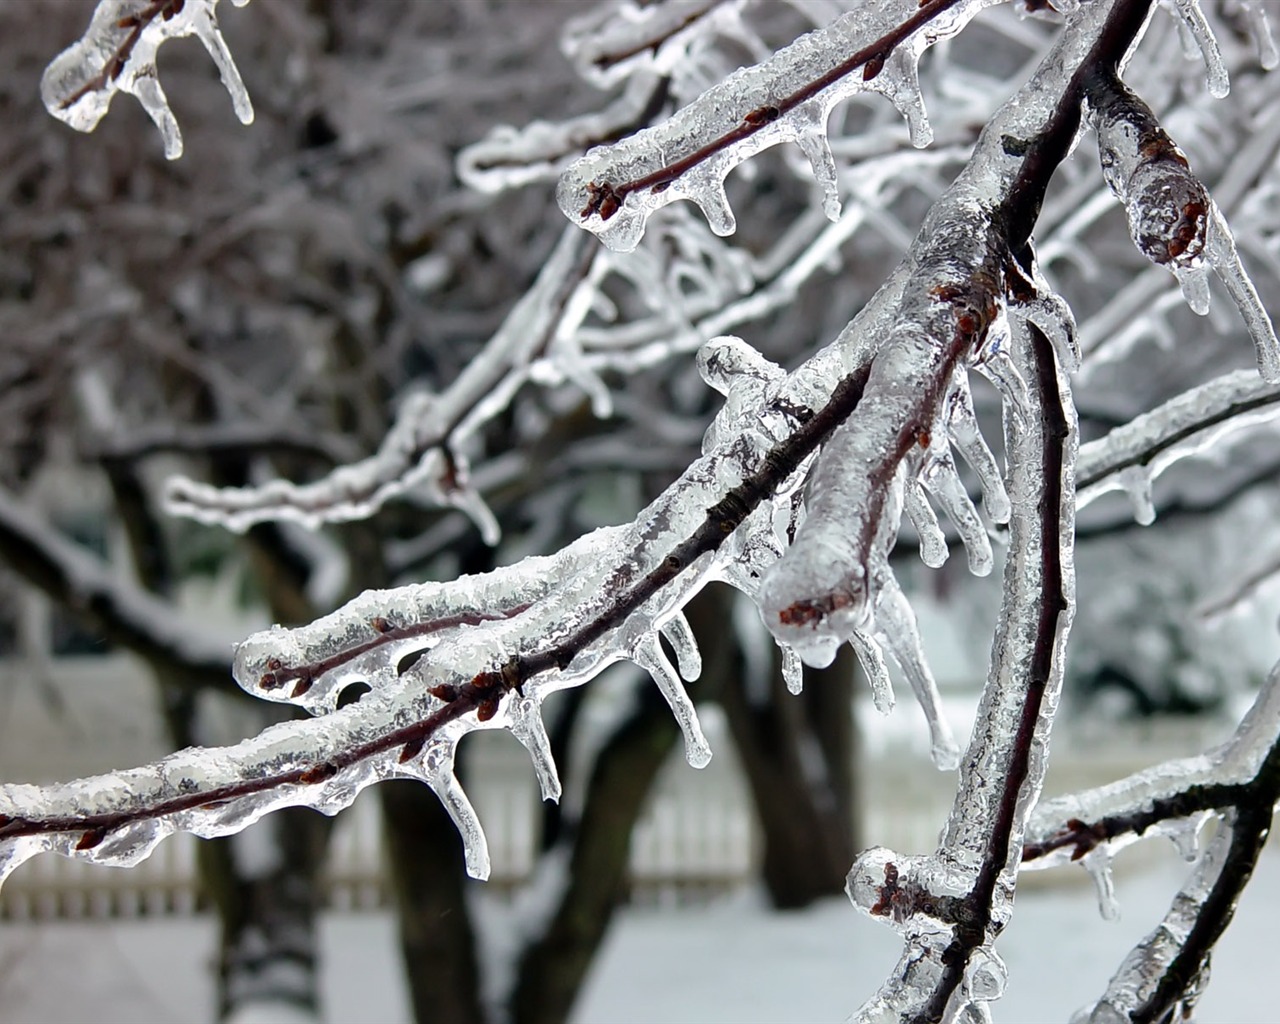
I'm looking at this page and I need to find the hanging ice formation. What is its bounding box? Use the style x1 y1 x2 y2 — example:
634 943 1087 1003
557 0 1007 252
41 0 253 160
1084 58 1280 381
1076 370 1280 521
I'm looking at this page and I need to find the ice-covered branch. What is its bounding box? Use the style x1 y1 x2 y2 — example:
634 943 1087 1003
162 227 599 539
846 315 1076 1024
41 0 254 160
1021 663 1280 1020
0 329 876 883
558 0 1004 251
1022 662 1280 870
1082 59 1280 380
1076 369 1280 521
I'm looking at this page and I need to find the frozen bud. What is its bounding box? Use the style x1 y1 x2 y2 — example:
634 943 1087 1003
1123 153 1208 269
1089 73 1208 271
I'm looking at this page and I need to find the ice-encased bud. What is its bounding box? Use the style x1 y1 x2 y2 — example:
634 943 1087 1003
1123 158 1209 270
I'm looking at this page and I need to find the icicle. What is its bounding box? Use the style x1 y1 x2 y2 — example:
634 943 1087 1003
973 314 1030 422
848 630 895 714
1006 256 1081 374
1117 465 1156 525
903 476 949 569
780 643 804 695
1165 0 1230 97
873 572 959 770
130 73 183 160
191 3 253 126
1204 206 1280 382
447 475 502 547
919 448 993 576
1174 263 1212 315
660 611 703 682
1163 812 1206 862
633 634 713 768
945 372 1011 524
509 695 562 803
1238 1 1280 69
1083 847 1121 921
793 125 842 222
691 176 737 237
417 744 491 881
868 48 933 148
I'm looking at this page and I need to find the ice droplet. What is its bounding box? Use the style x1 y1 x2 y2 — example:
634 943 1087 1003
1118 465 1156 525
965 948 1009 1002
634 635 712 768
1084 848 1121 920
1174 263 1211 315
780 643 804 696
1164 813 1205 862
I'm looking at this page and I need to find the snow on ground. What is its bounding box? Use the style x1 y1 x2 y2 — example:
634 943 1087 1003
1 844 1276 1023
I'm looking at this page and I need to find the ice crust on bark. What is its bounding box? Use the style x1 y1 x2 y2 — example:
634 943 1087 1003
1025 663 1280 874
1076 370 1280 517
41 0 253 160
557 0 1004 252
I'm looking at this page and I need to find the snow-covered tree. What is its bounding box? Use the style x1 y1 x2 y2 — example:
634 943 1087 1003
4 0 1280 1021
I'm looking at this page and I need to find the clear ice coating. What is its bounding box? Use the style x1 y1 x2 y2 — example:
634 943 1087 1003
1076 370 1280 514
41 0 253 160
557 0 1005 252
1164 0 1230 98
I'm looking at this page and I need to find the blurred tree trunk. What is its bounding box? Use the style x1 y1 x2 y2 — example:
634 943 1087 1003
381 779 487 1024
509 682 683 1024
688 586 860 909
